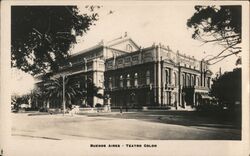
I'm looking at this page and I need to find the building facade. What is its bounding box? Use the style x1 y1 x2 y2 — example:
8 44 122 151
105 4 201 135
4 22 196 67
39 34 212 109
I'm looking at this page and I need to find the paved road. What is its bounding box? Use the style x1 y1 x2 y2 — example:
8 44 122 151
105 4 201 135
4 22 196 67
11 111 241 140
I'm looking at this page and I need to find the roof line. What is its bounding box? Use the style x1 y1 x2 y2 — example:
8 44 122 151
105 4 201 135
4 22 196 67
105 46 155 61
106 37 140 49
70 44 103 57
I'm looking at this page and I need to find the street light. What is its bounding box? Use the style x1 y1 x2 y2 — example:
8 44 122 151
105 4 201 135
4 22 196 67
62 62 72 115
62 74 66 115
83 58 88 106
83 58 87 88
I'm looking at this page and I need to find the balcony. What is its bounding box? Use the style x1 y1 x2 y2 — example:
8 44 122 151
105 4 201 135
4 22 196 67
182 85 209 90
165 83 175 90
194 86 209 90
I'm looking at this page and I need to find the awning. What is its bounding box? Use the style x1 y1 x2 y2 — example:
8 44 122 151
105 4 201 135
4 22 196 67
200 94 212 100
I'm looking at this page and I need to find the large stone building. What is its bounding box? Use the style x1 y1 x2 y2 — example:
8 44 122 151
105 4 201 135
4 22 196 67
39 34 212 109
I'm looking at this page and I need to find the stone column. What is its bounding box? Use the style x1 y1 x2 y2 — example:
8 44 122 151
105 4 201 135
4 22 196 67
156 46 162 106
193 92 196 107
166 92 168 105
160 61 164 106
92 59 105 107
163 92 166 105
182 93 186 108
178 67 182 107
154 62 157 105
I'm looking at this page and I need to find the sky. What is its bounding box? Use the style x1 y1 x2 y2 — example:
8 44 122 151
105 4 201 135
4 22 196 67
11 4 241 96
11 68 36 96
73 4 239 73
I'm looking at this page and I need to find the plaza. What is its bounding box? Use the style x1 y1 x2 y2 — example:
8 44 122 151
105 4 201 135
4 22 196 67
12 110 241 140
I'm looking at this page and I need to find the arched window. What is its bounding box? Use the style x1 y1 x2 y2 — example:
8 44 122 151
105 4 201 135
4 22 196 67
186 75 190 87
112 76 116 88
127 74 130 87
134 73 138 87
126 44 133 52
173 72 177 86
182 74 185 86
207 77 210 88
191 75 194 86
108 77 112 89
165 70 169 84
119 75 123 88
196 77 200 86
146 70 150 85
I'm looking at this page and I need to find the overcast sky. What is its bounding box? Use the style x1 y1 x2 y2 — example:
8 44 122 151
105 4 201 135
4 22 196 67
12 4 241 95
73 4 239 74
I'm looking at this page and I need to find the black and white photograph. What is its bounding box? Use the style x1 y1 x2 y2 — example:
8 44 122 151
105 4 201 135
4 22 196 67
0 1 249 156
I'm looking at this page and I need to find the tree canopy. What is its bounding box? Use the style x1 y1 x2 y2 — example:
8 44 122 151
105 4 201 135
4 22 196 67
39 76 85 108
210 68 241 109
32 75 102 108
86 77 103 107
187 6 241 65
11 6 100 75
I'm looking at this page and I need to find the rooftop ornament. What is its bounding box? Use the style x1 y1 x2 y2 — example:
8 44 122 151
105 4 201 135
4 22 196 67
124 32 128 37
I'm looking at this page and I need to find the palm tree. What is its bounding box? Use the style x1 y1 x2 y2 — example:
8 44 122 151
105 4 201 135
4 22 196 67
39 76 86 109
35 74 103 110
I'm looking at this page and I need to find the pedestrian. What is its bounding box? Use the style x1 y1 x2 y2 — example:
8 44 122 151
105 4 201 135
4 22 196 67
119 106 123 114
174 101 177 110
69 105 74 116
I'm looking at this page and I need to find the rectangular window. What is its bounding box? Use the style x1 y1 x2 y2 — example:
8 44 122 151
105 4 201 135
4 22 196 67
109 79 112 89
125 57 131 63
108 61 113 67
120 76 123 88
127 79 130 87
134 79 138 87
132 56 139 61
144 53 151 58
146 71 150 85
120 80 123 88
117 59 123 64
146 77 150 85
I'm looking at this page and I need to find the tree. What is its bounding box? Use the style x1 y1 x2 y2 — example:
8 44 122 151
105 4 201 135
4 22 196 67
11 6 100 75
210 68 241 109
187 6 241 65
38 76 86 108
11 94 30 111
35 75 102 108
86 78 103 107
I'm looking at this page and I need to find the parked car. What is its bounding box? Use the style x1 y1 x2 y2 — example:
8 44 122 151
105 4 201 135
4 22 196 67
19 103 30 109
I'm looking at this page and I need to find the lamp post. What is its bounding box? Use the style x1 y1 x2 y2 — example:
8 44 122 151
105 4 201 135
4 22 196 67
62 74 66 115
62 62 72 115
83 58 88 106
130 92 135 108
83 58 87 88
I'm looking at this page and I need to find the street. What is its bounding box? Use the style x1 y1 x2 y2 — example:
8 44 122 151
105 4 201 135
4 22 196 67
11 110 241 140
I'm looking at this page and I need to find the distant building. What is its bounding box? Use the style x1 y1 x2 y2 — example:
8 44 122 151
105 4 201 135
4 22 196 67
36 33 212 110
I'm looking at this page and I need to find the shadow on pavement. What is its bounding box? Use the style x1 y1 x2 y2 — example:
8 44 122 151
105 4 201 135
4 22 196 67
83 110 241 130
12 134 61 140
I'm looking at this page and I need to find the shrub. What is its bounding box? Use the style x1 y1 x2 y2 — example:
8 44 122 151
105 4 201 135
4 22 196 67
95 103 102 107
39 107 48 112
